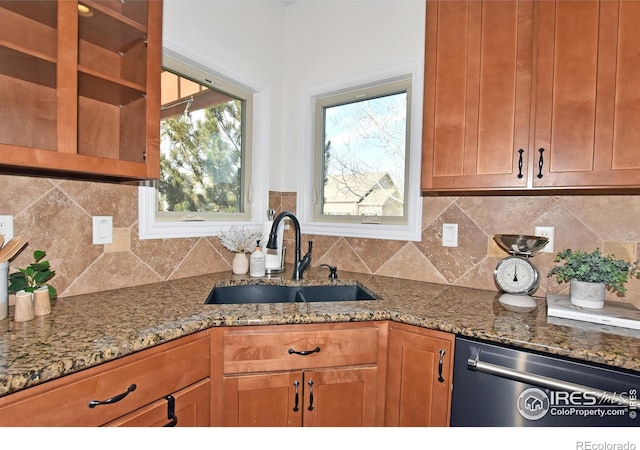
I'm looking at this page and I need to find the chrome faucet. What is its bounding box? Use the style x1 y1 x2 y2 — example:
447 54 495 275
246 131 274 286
266 211 312 280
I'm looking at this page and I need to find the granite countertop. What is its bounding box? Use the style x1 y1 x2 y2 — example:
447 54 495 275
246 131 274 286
1 268 640 398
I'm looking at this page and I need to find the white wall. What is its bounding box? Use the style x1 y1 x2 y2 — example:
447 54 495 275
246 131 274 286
162 0 286 192
163 0 426 192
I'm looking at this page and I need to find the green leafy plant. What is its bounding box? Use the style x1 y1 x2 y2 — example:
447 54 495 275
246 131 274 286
8 250 57 298
548 248 640 296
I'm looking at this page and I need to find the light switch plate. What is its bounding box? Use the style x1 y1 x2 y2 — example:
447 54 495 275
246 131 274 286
442 223 458 247
93 216 113 245
0 215 13 241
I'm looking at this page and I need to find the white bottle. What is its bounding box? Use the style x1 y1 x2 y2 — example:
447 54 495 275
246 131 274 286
250 240 266 277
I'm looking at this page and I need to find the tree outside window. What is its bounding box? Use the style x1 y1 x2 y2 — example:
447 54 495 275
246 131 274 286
315 78 411 225
158 68 250 220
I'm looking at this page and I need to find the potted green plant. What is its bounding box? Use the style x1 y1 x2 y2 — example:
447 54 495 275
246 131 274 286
548 248 640 308
8 250 57 320
9 250 57 297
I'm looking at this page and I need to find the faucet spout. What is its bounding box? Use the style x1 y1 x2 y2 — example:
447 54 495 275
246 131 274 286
298 241 313 274
267 211 312 280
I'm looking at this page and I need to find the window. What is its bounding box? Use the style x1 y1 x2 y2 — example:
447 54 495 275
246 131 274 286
315 79 409 224
139 53 268 239
158 65 251 220
299 63 423 241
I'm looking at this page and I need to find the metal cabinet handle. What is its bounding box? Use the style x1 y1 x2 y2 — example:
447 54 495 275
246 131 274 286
307 380 314 411
437 349 446 383
537 148 545 178
289 346 321 356
517 149 524 179
88 383 137 408
293 381 300 412
468 356 631 407
163 395 178 427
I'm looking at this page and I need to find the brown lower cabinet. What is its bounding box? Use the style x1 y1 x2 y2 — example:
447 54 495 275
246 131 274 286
222 367 378 426
385 322 455 427
210 321 388 427
0 321 455 427
0 330 210 427
104 379 210 427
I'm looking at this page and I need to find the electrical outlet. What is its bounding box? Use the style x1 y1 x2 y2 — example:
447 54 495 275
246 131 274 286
0 215 14 241
534 226 554 253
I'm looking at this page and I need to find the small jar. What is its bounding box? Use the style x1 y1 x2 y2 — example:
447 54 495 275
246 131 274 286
33 287 52 316
232 252 249 275
14 290 34 322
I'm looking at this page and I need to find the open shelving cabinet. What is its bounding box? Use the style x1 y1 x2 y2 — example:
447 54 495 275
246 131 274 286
0 0 162 179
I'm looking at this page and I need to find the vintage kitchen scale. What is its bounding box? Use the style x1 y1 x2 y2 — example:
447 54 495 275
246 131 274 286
493 234 549 308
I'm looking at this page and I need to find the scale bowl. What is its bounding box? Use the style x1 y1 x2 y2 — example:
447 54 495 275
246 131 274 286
494 234 549 256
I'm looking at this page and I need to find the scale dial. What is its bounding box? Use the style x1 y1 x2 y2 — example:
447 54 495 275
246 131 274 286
494 255 540 295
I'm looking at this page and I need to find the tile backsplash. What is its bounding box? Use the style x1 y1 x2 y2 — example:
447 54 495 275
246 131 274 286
2 174 639 307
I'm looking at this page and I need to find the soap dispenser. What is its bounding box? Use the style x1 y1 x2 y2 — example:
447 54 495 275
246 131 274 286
250 240 266 277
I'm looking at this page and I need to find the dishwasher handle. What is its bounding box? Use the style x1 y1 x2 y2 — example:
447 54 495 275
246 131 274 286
468 356 631 408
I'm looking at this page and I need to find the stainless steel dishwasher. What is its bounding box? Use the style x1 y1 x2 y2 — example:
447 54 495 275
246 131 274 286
451 336 639 426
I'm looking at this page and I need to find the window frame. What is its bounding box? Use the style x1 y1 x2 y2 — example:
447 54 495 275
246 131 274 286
298 60 424 241
314 78 411 225
158 58 253 221
139 46 268 239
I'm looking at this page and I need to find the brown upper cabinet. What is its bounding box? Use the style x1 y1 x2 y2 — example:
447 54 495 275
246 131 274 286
422 0 640 193
0 0 162 179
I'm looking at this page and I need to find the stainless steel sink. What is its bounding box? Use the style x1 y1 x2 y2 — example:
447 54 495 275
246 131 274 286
204 283 379 304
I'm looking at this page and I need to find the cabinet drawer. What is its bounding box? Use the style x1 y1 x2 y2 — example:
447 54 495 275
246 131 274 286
223 323 379 374
103 379 211 427
0 331 209 426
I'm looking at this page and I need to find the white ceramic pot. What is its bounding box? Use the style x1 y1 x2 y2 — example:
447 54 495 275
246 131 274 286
14 290 35 322
34 286 52 316
232 252 249 275
570 279 606 309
